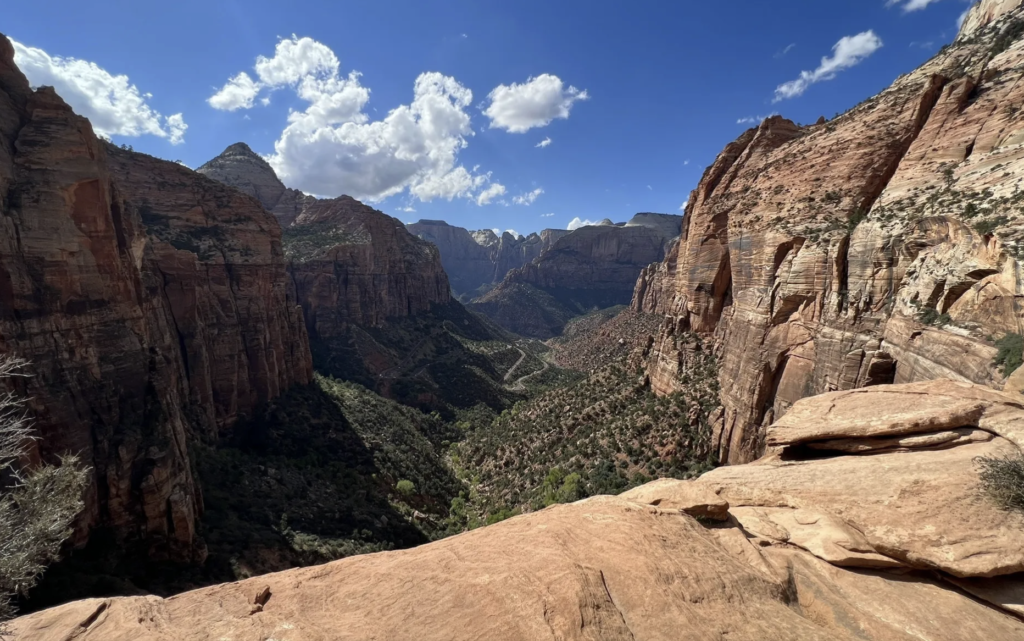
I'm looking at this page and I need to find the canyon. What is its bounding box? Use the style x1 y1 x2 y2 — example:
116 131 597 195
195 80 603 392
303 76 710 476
7 0 1024 636
199 144 519 413
470 214 681 337
407 219 569 298
0 35 312 563
199 144 452 332
634 0 1024 463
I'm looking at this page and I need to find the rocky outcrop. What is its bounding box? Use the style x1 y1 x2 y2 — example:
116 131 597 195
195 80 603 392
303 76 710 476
474 214 679 337
407 219 569 297
199 144 452 336
286 196 451 332
625 212 683 237
510 218 676 301
0 35 312 561
492 230 567 290
405 220 498 296
634 1 1024 463
196 142 313 227
15 381 1024 640
960 0 1024 37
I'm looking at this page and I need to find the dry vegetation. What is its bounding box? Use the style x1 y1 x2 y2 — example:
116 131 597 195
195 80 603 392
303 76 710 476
449 323 720 527
0 358 87 630
548 306 664 372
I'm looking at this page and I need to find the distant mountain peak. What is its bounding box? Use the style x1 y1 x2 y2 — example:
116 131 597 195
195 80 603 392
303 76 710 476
197 143 312 226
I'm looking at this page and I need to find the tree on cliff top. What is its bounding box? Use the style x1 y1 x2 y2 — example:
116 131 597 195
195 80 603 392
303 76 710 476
0 357 87 634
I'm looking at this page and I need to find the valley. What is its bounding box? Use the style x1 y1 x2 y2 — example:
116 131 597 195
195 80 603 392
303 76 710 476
6 1 1024 638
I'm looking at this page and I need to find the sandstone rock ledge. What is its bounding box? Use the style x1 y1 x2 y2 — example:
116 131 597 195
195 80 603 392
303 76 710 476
12 380 1024 640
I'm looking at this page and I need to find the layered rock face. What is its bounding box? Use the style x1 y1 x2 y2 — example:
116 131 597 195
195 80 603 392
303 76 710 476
474 214 679 336
0 35 312 561
15 380 1024 640
407 219 569 297
286 196 451 332
634 1 1024 463
491 229 568 290
510 216 677 302
196 143 313 227
960 0 1024 36
405 220 498 295
200 144 452 338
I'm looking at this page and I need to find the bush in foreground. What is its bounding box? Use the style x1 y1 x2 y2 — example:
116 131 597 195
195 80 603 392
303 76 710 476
0 357 87 633
994 333 1024 377
977 454 1024 515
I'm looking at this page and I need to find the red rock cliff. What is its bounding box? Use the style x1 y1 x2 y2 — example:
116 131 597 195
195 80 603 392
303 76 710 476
287 196 451 333
633 2 1024 463
199 144 452 336
0 34 312 561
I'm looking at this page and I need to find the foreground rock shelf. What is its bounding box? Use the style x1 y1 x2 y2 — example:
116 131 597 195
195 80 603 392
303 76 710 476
13 379 1024 640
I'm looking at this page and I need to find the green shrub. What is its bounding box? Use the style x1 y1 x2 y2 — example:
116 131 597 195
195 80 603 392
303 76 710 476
395 480 416 496
484 508 519 525
995 333 1024 376
991 16 1024 57
847 208 868 232
977 455 1024 514
974 216 1010 237
917 307 952 327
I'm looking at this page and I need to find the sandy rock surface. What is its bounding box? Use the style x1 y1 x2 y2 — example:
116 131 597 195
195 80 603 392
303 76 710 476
14 380 1024 640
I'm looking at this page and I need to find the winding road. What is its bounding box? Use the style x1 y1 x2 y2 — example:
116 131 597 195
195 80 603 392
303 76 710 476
377 335 549 392
503 348 528 382
507 353 551 392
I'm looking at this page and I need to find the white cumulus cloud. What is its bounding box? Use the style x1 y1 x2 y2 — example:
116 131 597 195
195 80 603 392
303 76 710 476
208 72 260 111
505 229 522 238
567 217 598 231
12 39 187 144
484 74 588 133
513 188 544 206
476 182 507 206
737 112 779 125
536 137 552 148
541 212 555 217
680 200 689 211
774 31 883 102
209 36 501 203
165 113 188 145
886 0 942 12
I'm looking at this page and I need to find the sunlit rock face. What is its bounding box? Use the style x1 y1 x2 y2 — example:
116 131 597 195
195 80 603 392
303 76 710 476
469 215 681 337
634 2 1024 463
199 144 453 335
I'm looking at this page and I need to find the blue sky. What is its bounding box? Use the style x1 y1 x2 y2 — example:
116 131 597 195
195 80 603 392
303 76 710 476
7 0 974 235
